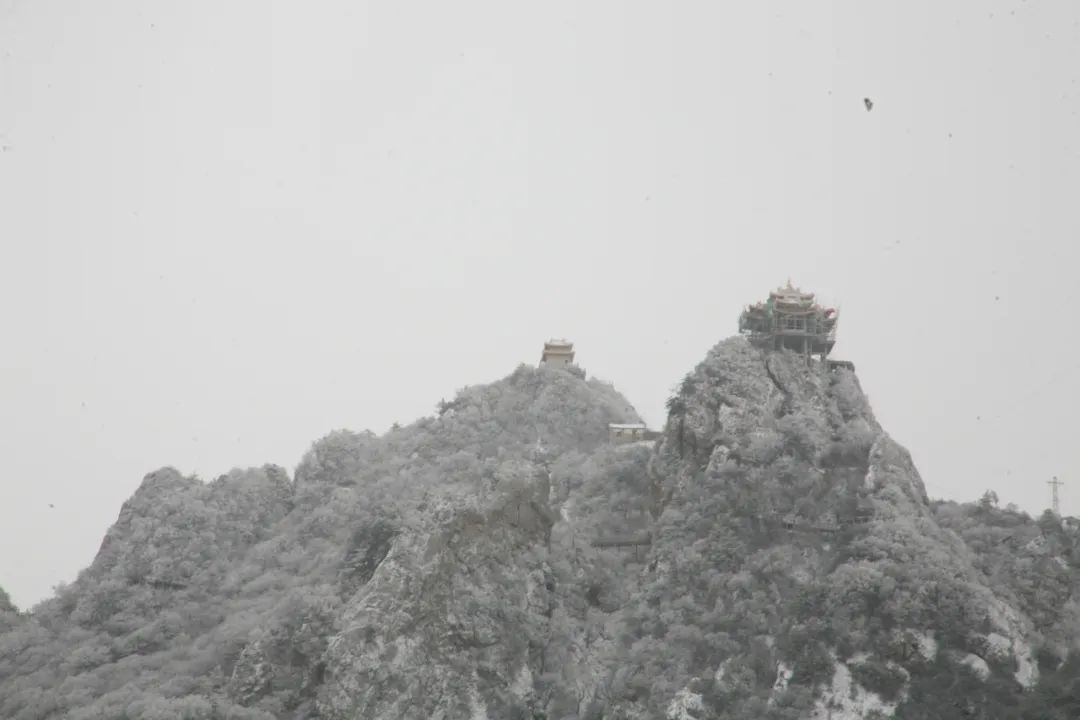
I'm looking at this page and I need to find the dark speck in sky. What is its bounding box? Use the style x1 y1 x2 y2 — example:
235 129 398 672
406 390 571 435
864 98 873 111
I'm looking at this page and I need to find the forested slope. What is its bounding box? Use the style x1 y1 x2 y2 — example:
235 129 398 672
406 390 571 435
2 339 1079 719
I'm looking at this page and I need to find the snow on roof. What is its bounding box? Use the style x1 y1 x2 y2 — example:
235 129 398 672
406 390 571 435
609 423 647 430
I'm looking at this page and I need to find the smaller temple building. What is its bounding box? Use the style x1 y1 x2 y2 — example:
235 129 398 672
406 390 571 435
608 423 661 444
540 339 575 368
609 423 647 444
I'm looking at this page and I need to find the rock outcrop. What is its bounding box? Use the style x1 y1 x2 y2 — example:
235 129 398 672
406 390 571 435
603 338 1050 718
3 342 1080 719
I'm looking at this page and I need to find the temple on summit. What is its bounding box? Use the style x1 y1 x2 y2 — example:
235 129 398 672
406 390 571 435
539 339 575 368
738 281 839 361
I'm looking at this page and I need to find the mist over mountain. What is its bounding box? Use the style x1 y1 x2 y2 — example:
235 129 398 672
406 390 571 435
2 338 1079 719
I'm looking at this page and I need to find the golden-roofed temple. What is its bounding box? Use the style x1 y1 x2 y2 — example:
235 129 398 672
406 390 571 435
738 281 839 361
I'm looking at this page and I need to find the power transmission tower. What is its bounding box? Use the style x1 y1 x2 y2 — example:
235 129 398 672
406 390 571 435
1048 476 1064 516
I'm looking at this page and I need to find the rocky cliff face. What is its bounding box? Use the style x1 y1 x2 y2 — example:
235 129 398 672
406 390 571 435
3 341 1080 720
605 338 1051 719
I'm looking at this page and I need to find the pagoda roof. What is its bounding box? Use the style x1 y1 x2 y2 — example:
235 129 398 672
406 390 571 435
770 279 815 300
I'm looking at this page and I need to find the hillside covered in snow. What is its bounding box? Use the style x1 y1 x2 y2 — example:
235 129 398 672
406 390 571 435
2 338 1080 719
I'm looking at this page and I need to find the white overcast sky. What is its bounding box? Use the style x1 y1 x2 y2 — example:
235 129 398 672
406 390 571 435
2 1 1079 608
